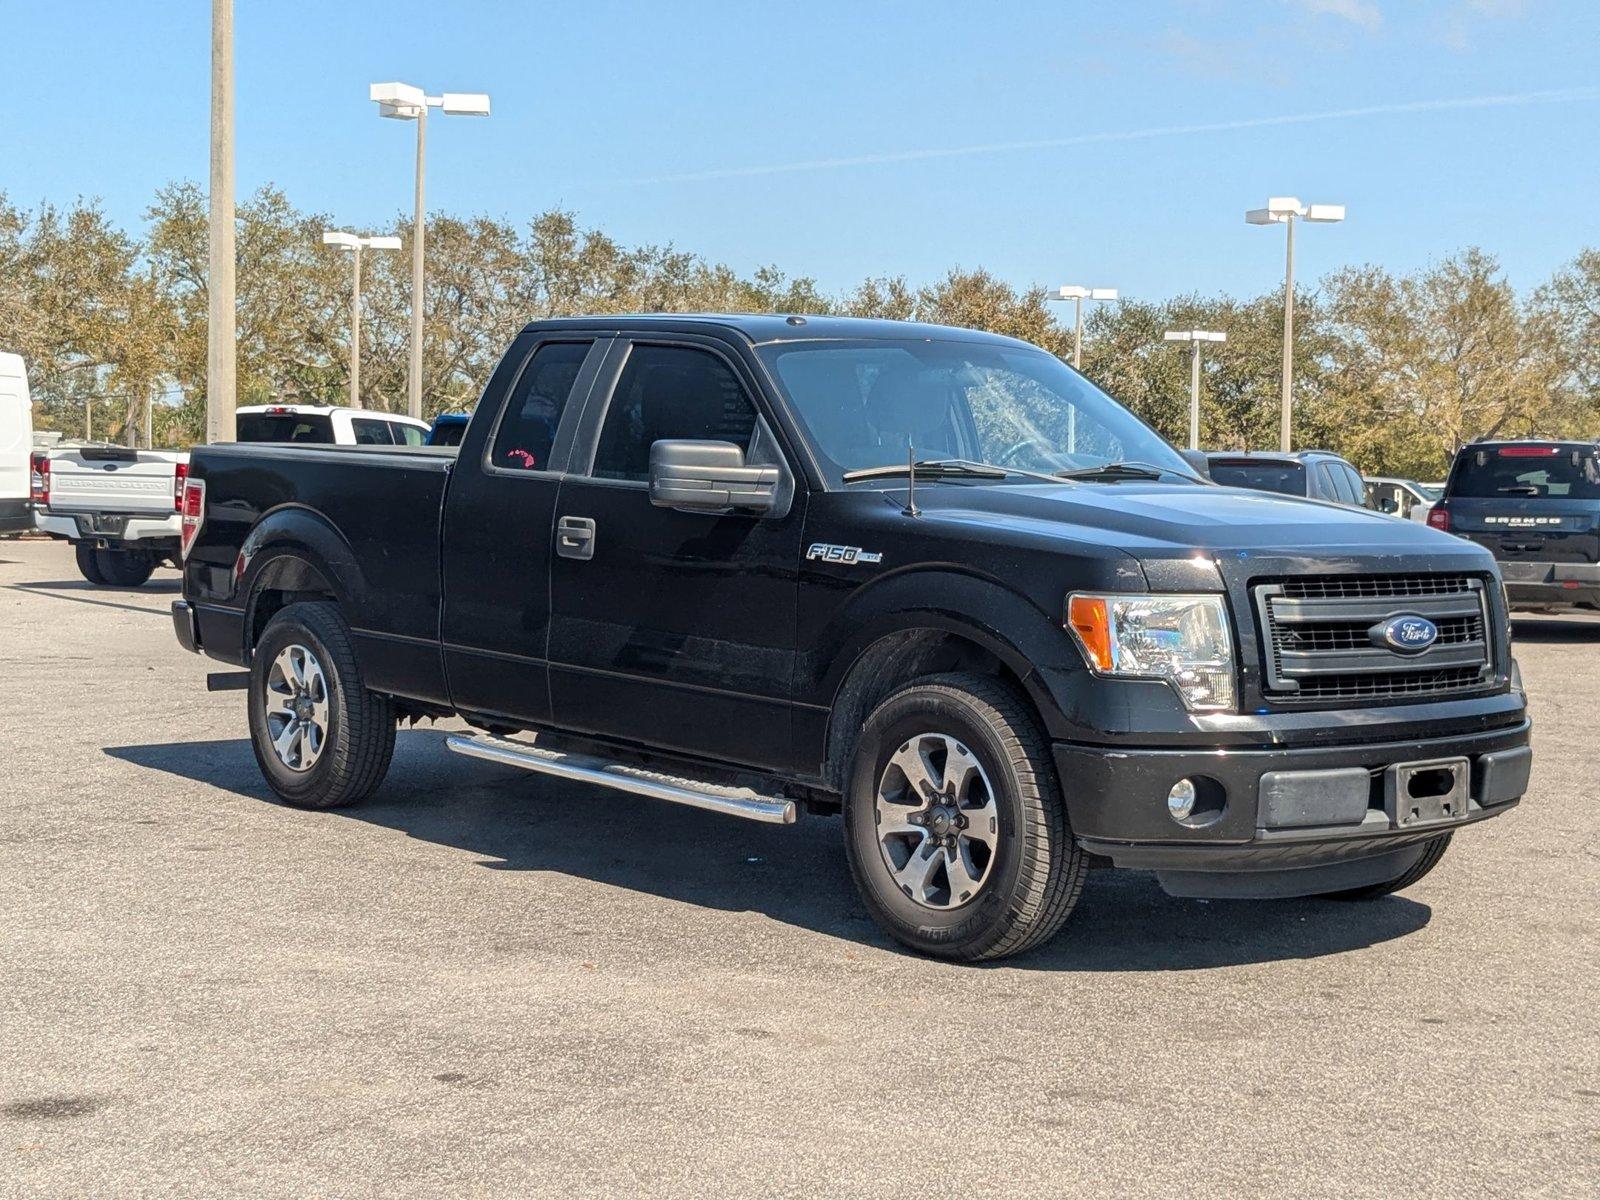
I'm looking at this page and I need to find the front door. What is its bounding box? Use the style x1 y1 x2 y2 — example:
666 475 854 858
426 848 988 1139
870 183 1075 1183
440 335 609 727
547 337 805 771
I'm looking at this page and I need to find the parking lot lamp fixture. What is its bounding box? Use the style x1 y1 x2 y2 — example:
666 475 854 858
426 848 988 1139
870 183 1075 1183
1245 197 1344 452
1162 330 1227 450
1053 285 1119 369
322 231 403 409
369 83 491 420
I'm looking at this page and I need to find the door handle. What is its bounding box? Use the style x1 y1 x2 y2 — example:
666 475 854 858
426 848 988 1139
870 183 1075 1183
556 515 596 561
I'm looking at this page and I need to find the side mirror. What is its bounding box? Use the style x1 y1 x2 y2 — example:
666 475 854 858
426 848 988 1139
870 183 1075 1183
1377 497 1398 514
649 439 780 515
1178 448 1211 479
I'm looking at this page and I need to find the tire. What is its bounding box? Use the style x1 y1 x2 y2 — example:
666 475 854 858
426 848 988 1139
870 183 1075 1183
1322 833 1453 900
94 547 156 587
843 673 1086 962
248 601 395 809
75 543 107 584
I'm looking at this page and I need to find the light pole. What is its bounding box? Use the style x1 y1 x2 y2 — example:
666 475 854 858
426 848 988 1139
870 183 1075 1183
322 231 402 409
1053 285 1118 369
1163 330 1227 450
370 82 491 421
206 0 236 443
1246 197 1344 452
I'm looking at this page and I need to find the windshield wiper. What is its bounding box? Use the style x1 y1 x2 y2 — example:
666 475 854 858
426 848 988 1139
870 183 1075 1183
1053 461 1174 482
842 458 1009 482
1498 485 1542 495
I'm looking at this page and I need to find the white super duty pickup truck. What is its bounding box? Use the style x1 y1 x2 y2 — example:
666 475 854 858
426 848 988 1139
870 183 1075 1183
30 404 428 586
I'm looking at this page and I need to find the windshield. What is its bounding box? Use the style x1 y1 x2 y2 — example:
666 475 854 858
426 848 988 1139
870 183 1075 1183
1450 445 1600 499
757 338 1193 483
1206 459 1307 496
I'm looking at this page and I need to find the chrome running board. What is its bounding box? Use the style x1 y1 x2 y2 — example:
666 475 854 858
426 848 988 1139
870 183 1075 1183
445 733 797 825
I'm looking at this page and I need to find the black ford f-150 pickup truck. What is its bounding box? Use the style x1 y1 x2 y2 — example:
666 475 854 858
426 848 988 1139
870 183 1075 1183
172 314 1532 961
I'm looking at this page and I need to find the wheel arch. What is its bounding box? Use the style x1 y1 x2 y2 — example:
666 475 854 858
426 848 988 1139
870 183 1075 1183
813 571 1080 793
237 505 365 661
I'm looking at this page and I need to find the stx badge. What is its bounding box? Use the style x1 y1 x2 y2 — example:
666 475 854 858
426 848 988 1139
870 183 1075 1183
806 543 883 566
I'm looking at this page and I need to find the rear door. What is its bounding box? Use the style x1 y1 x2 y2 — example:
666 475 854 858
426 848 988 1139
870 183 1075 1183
545 335 805 771
1446 444 1600 566
439 335 609 727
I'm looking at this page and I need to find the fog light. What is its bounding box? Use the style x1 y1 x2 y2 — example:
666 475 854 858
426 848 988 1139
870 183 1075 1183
1167 778 1197 822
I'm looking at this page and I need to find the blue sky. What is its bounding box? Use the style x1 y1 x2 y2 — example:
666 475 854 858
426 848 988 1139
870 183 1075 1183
3 0 1597 305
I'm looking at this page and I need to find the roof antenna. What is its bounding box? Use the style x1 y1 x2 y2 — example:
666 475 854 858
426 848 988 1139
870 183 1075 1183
903 437 920 518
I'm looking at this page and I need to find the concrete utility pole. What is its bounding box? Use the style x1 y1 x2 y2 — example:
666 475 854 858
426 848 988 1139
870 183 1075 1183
1163 330 1228 450
1246 198 1344 453
322 232 402 409
205 0 237 444
370 83 491 420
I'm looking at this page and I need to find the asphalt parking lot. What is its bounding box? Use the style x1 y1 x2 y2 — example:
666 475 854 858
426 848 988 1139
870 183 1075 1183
1 537 1596 1198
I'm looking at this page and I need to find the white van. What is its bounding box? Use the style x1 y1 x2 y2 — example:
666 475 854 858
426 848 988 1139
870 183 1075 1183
0 353 34 534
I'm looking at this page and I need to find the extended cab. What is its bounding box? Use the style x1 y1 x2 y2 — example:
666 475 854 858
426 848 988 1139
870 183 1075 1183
1429 439 1600 613
172 316 1532 961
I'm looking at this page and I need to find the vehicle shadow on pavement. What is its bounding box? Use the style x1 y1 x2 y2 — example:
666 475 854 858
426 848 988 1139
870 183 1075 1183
1510 615 1600 643
105 729 1432 972
8 577 180 616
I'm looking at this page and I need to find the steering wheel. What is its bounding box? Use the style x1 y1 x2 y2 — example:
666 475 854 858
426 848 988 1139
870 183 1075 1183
996 439 1049 467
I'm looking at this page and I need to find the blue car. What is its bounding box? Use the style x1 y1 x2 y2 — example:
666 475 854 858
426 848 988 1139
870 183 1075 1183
426 412 471 447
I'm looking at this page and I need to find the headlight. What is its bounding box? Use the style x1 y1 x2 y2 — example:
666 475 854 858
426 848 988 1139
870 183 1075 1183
1066 592 1236 712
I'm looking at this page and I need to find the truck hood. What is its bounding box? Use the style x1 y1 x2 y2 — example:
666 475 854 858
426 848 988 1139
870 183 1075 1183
910 480 1496 576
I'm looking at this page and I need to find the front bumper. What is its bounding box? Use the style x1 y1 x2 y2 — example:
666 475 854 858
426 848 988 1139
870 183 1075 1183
33 511 182 546
1499 560 1600 609
1056 717 1531 897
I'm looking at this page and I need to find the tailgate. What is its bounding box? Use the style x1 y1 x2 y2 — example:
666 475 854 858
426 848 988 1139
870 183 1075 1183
1449 498 1600 564
46 449 181 517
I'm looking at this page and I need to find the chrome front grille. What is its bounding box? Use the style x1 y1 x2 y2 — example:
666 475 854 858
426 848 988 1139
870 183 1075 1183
1254 574 1495 705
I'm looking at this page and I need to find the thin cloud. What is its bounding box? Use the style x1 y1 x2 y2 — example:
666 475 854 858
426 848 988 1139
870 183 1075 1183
1293 0 1384 31
621 87 1599 185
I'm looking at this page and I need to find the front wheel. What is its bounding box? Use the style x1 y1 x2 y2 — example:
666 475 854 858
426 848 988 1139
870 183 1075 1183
843 673 1086 962
248 601 395 809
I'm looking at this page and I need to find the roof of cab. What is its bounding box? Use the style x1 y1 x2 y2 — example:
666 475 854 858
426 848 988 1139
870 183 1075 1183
519 313 1043 349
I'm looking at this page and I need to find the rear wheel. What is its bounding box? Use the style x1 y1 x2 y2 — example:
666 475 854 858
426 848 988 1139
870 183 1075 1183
843 673 1086 962
74 543 107 584
248 601 395 809
1321 833 1453 900
94 547 156 587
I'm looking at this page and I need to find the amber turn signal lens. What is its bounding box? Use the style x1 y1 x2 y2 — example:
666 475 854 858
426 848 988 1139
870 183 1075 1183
1067 595 1114 671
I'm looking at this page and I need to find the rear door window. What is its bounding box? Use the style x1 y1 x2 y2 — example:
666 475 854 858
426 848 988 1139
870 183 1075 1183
1335 464 1365 506
1450 446 1600 499
351 418 395 445
489 341 593 471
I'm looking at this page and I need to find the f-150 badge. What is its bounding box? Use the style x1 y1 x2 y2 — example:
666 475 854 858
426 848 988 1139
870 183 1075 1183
806 543 883 565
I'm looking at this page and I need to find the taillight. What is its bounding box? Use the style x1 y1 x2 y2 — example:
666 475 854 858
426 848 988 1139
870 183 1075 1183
179 478 206 559
174 461 189 512
1427 506 1450 532
29 452 49 506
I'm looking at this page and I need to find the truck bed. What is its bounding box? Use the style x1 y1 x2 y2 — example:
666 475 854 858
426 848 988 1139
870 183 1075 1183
187 443 455 701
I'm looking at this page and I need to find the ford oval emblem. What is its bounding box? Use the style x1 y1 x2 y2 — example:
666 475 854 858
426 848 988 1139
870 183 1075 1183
1380 614 1439 653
